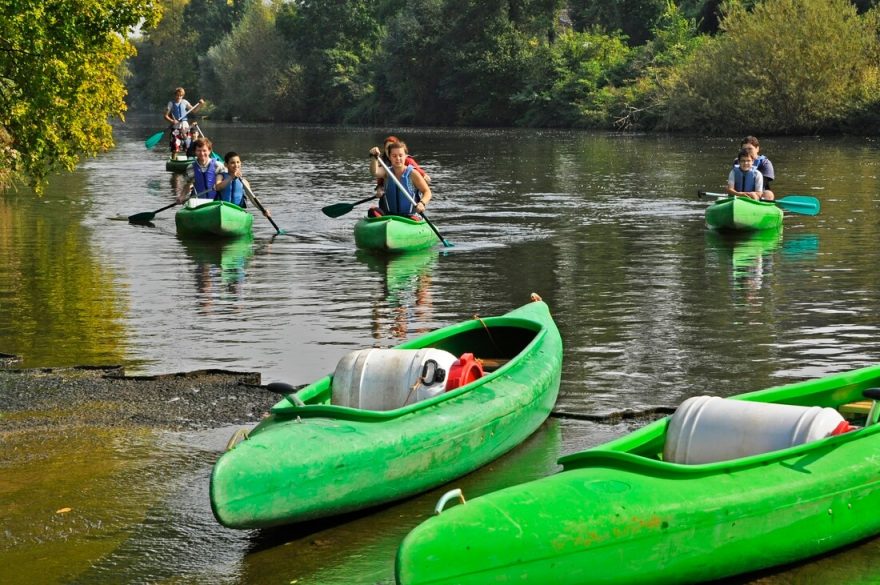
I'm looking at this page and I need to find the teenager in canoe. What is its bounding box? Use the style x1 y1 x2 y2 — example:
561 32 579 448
726 148 764 200
369 141 433 218
164 87 204 135
214 152 272 218
177 138 225 203
371 135 431 200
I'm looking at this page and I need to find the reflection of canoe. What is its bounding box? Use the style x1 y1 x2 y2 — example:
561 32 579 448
396 364 880 585
210 297 562 529
706 226 782 271
354 215 437 252
175 200 253 238
705 196 783 231
180 234 254 284
165 156 194 173
356 248 437 300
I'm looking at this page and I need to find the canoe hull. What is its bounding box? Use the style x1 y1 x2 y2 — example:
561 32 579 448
396 364 880 585
705 196 783 231
175 200 253 238
209 299 563 529
354 215 437 252
165 156 194 173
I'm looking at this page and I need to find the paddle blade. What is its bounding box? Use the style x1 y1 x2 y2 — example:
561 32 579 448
321 202 355 218
775 195 820 216
128 211 155 223
211 151 223 161
145 131 165 150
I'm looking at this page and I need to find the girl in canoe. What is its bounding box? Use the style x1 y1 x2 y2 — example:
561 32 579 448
726 148 764 200
371 135 430 198
369 141 433 219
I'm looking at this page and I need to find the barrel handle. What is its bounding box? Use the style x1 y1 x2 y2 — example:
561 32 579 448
434 488 466 514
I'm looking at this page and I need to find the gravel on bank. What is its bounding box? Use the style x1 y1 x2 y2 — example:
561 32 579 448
0 362 293 432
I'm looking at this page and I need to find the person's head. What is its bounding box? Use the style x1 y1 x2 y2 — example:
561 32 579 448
387 141 408 167
737 148 754 171
193 138 213 163
174 87 186 100
224 151 241 170
741 135 760 157
384 135 403 157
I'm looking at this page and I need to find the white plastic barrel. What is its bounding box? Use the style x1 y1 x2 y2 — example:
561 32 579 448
331 348 459 411
664 395 845 464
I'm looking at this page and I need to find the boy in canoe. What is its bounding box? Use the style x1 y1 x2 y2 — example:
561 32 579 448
164 87 204 135
177 138 226 203
734 135 775 200
727 148 763 200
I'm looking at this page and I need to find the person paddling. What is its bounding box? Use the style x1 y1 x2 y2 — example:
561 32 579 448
177 138 225 204
733 136 775 200
214 152 272 219
371 135 430 200
369 141 433 219
164 87 204 135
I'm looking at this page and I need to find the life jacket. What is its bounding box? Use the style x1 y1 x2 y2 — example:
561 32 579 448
381 165 420 216
733 166 759 192
192 160 217 199
217 174 246 207
171 100 189 121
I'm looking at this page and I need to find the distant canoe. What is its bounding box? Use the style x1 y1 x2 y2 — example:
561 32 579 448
165 156 194 173
354 215 437 252
705 196 782 231
175 200 253 238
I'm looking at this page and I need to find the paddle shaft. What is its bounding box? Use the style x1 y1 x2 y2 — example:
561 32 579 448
242 181 283 234
375 156 451 247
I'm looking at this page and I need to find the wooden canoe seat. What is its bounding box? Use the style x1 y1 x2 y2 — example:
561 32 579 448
840 401 873 418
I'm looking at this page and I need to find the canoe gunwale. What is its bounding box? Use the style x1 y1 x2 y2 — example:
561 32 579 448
269 313 549 420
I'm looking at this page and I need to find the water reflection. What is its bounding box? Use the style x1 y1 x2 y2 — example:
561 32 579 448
180 235 257 311
356 249 438 341
706 228 783 304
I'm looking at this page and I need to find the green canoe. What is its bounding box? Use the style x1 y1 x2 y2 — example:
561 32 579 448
396 365 880 585
165 156 195 173
175 200 253 238
210 296 562 529
705 195 783 231
354 215 437 252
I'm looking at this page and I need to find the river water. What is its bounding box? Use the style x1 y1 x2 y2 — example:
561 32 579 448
2 121 880 583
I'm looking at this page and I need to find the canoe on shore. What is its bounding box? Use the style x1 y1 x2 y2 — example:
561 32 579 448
705 195 783 231
396 364 880 585
209 295 562 529
354 215 437 252
175 200 253 238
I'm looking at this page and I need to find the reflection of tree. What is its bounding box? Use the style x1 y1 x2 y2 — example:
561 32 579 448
179 236 255 314
0 189 127 366
358 250 438 341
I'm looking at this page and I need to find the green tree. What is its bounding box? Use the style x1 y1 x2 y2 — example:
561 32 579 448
569 0 668 45
663 0 880 133
0 0 161 193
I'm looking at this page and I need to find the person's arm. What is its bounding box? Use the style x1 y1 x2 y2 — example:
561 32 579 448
215 172 232 192
369 147 385 179
753 172 764 199
411 172 432 213
725 169 738 196
189 98 206 115
164 102 175 124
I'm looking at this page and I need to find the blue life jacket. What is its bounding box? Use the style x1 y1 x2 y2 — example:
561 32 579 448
217 174 246 207
381 165 420 216
733 166 759 192
171 100 189 121
192 160 217 199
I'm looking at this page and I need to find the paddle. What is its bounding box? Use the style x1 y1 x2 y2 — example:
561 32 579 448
127 187 212 223
145 103 200 149
697 191 821 216
266 382 306 407
374 156 453 247
322 195 377 218
242 181 286 235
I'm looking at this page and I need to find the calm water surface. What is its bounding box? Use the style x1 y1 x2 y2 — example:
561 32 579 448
3 121 880 583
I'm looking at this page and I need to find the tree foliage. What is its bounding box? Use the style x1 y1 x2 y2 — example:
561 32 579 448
664 0 880 133
0 0 161 192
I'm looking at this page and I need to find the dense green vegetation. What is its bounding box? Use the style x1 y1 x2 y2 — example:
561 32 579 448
130 0 880 133
3 0 880 190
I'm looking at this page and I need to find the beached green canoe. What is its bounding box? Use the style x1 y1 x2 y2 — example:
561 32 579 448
165 156 195 173
705 195 783 231
210 296 562 529
396 365 880 585
354 215 437 252
175 200 253 238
